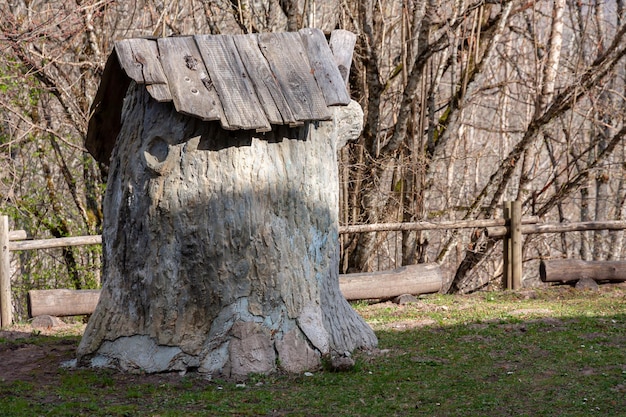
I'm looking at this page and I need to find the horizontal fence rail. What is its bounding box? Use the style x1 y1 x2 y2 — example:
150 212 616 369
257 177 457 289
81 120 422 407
9 235 102 251
2 202 626 327
338 216 540 234
485 220 626 238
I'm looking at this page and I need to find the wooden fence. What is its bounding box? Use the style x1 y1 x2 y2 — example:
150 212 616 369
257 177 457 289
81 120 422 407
2 200 626 327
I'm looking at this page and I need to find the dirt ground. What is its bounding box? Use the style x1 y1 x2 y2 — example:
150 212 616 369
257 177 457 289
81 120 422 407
0 323 84 384
0 322 194 400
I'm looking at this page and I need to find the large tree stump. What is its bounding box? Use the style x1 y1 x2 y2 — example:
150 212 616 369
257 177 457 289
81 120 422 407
77 84 376 377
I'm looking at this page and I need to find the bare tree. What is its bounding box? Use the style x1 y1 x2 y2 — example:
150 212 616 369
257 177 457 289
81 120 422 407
2 0 626 306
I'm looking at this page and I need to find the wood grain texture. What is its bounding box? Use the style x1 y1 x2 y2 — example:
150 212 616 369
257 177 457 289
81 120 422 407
540 259 626 282
257 32 330 121
9 235 102 251
233 34 297 126
28 289 101 318
0 216 11 327
157 37 221 121
78 85 375 375
115 39 171 102
300 28 350 106
146 83 172 102
486 220 626 238
195 35 270 131
85 52 131 164
329 29 357 86
114 39 145 83
339 264 442 300
87 32 356 166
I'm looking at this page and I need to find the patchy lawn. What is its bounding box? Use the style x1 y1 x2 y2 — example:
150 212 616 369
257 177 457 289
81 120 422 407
1 284 625 416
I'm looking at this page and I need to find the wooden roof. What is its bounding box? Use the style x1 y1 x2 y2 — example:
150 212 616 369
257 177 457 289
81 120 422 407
86 29 357 164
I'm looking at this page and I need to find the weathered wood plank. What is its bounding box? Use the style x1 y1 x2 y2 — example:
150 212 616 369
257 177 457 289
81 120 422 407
115 39 172 101
115 39 148 83
232 34 298 126
194 35 271 131
486 220 626 238
299 28 351 106
146 83 172 102
10 235 102 251
85 52 131 164
28 289 101 318
257 32 331 121
157 37 223 122
340 216 540 234
329 29 357 86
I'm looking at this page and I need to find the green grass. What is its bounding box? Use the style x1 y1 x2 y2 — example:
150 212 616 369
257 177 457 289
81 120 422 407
1 286 625 416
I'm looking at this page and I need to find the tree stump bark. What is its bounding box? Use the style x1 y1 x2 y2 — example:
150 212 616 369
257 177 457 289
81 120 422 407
77 84 376 377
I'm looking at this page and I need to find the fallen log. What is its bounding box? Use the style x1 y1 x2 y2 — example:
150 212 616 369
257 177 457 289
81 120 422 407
339 263 442 301
539 259 626 283
26 265 444 317
28 289 101 318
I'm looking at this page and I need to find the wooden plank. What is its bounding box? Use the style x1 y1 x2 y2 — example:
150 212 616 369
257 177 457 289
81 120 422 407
232 34 297 126
85 52 131 164
194 35 271 131
299 28 351 106
339 264 442 301
115 39 146 83
0 216 11 327
540 259 626 282
133 39 168 85
257 32 331 121
115 39 172 101
146 83 172 102
157 37 222 122
329 29 357 86
10 235 102 251
28 289 101 317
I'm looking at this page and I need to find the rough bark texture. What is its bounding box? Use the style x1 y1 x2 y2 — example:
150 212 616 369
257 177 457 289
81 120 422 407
77 84 376 377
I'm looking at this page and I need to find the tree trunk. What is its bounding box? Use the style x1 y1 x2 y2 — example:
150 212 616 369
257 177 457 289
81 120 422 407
77 84 376 377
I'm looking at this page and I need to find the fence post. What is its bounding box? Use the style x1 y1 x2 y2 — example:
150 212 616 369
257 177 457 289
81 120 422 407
0 215 12 328
510 200 523 289
503 201 523 290
503 202 512 289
